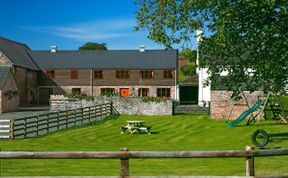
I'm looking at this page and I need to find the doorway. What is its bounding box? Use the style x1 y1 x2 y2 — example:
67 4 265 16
120 88 130 97
39 88 52 105
179 85 198 104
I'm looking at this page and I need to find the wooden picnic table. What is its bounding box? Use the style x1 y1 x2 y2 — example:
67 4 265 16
120 120 151 134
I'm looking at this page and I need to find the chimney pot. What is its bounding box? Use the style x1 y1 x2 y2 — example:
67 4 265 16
139 45 145 52
51 45 57 53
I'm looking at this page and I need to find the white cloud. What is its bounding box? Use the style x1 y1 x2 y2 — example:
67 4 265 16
21 19 136 41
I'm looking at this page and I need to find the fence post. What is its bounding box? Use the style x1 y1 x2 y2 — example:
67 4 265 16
246 146 255 176
66 110 69 128
36 116 39 136
81 108 84 124
172 101 175 115
24 117 27 138
208 101 211 115
57 112 60 131
88 107 91 123
46 114 49 133
110 101 113 115
120 148 129 178
9 119 14 140
73 110 76 126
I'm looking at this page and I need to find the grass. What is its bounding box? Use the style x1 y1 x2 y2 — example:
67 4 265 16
0 115 288 176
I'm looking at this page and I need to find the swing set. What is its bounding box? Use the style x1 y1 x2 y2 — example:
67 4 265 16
226 91 270 127
226 91 287 148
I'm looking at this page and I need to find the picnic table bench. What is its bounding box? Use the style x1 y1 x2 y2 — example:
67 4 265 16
120 120 151 134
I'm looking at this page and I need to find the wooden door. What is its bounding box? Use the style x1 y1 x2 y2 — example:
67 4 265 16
120 88 130 97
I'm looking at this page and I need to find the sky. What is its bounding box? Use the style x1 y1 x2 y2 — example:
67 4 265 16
0 0 196 50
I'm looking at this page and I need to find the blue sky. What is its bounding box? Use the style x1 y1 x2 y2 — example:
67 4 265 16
0 0 196 50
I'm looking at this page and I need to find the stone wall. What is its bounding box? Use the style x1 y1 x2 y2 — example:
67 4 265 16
50 95 172 116
211 90 261 120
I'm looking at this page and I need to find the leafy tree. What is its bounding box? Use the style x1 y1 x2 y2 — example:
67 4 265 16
180 48 197 63
180 62 196 76
79 42 107 50
135 0 288 97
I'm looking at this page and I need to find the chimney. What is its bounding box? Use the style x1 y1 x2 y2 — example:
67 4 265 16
139 45 145 52
50 45 57 53
196 29 203 44
196 29 203 74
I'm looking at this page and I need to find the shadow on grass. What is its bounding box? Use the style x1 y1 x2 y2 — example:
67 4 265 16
232 122 282 127
269 132 288 143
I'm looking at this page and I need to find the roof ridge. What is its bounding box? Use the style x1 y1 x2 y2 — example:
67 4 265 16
30 49 177 52
0 36 30 50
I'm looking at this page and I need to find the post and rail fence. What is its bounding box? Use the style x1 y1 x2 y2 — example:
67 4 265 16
0 146 288 178
0 102 119 140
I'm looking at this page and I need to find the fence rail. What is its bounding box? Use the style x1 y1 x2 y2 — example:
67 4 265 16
1 147 288 177
6 102 119 139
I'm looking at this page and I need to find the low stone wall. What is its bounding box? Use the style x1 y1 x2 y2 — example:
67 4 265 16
211 91 261 120
50 95 172 116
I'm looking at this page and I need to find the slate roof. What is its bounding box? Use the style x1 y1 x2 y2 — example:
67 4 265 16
0 66 11 89
0 37 39 70
28 50 178 70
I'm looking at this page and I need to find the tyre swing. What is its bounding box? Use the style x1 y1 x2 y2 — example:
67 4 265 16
251 129 269 148
251 92 271 148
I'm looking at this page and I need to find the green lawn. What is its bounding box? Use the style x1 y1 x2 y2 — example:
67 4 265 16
0 115 287 176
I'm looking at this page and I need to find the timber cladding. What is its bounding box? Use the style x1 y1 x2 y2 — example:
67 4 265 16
40 69 176 86
13 67 38 105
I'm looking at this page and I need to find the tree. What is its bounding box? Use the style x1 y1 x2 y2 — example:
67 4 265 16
79 42 107 50
135 0 288 97
180 48 197 63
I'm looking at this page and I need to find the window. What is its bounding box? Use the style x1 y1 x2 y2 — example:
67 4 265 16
157 88 171 98
138 88 149 97
116 70 129 79
94 70 103 79
101 88 115 96
46 70 55 79
72 88 81 95
70 70 78 79
141 70 153 79
163 70 173 79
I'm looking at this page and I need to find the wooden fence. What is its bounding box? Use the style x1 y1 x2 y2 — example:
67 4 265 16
9 102 119 139
0 146 288 178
